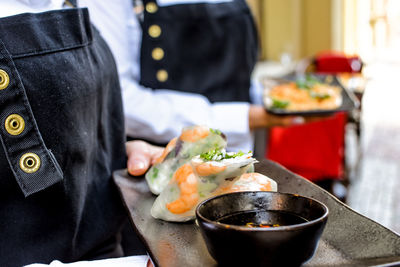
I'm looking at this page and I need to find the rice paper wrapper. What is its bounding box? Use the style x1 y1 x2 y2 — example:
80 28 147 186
151 152 257 222
145 126 227 195
215 172 278 195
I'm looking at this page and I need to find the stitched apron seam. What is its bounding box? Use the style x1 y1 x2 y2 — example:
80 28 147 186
12 42 92 59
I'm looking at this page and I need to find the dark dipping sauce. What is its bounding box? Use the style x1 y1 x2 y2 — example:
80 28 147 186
216 210 308 228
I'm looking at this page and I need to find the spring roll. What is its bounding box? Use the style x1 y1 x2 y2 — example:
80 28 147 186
145 125 227 195
151 150 257 222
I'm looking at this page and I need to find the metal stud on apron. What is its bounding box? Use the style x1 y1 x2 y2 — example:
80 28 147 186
0 4 127 266
139 0 258 103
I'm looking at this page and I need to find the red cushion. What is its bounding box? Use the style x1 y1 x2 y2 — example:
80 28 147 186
266 112 347 181
315 51 362 73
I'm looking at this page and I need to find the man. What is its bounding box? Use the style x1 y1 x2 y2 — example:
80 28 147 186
80 0 307 152
0 1 156 266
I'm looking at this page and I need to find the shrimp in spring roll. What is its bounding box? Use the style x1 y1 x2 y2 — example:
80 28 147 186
214 172 278 195
145 125 227 195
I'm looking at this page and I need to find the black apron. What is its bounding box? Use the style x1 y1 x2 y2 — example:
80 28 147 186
0 8 128 266
139 0 258 103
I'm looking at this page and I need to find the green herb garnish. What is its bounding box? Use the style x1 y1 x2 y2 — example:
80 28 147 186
152 167 159 179
296 75 320 90
271 99 290 109
310 91 331 100
227 151 245 159
210 128 222 135
200 149 247 161
200 149 223 161
296 79 308 89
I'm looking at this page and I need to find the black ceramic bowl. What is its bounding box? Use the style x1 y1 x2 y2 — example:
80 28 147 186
196 191 329 267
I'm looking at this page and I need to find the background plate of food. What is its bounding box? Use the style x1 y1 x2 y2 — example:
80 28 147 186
263 74 360 116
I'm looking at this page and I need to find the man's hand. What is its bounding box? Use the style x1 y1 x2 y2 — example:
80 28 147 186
126 140 164 176
248 105 332 130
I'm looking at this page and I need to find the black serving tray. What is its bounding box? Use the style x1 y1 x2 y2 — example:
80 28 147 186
114 160 400 267
263 74 360 116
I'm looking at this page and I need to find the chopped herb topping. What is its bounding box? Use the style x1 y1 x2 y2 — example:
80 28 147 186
152 167 159 179
271 99 290 109
200 149 248 161
210 128 222 135
296 75 320 90
310 91 331 100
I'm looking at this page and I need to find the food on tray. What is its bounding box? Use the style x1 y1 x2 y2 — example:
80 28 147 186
150 149 277 222
145 125 278 222
151 149 255 222
213 172 277 195
145 125 227 195
264 75 342 111
337 73 366 94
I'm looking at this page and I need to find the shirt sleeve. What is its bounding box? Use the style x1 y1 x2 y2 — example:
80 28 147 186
80 0 253 151
24 255 149 267
121 79 253 151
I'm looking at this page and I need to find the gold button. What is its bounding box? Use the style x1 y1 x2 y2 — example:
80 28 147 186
152 47 164 61
145 2 158 13
0 69 10 90
148 25 162 38
20 153 41 173
156 69 168 82
5 114 25 136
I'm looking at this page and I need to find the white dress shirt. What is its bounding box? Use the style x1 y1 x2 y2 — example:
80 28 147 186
157 0 233 6
0 0 64 17
79 0 255 152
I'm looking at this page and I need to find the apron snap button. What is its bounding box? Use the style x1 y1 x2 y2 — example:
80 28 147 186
0 69 10 90
20 153 41 173
5 114 25 136
156 69 168 82
152 47 164 60
148 25 162 38
146 2 158 13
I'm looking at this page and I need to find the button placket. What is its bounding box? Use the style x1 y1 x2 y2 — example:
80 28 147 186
144 1 168 82
0 39 63 197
